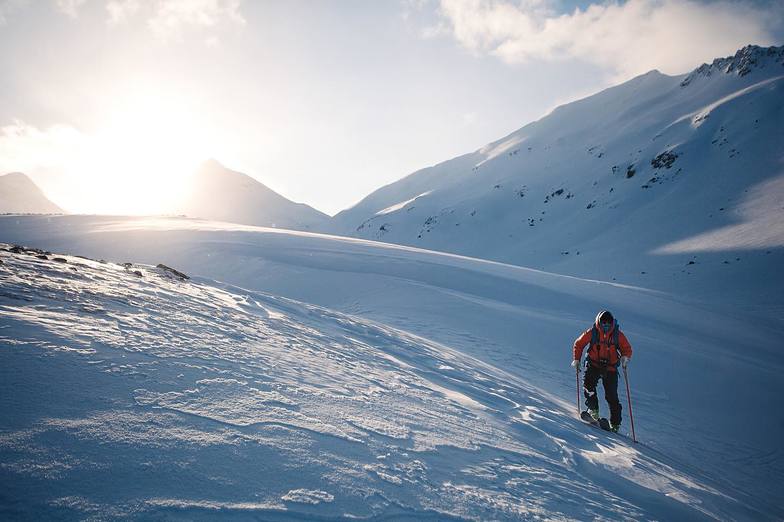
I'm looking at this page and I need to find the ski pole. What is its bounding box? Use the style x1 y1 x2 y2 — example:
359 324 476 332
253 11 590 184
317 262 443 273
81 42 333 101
576 364 581 417
623 365 637 443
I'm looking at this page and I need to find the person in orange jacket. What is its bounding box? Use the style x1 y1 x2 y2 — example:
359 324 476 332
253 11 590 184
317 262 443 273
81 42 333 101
572 310 632 432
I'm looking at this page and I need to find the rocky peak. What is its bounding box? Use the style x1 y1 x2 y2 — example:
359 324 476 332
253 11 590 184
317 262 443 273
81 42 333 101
680 45 784 87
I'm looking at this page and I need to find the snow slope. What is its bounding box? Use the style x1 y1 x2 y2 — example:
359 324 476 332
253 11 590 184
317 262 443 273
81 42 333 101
330 45 784 309
0 172 63 214
181 159 329 231
0 240 773 521
1 215 782 519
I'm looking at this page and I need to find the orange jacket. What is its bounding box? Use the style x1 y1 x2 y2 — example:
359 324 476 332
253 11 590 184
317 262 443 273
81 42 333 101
573 317 632 372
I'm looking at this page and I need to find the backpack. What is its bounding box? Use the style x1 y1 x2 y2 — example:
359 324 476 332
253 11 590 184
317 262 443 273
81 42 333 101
589 324 621 369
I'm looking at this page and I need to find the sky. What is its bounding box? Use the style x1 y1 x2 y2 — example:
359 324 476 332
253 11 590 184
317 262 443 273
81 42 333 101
0 0 782 216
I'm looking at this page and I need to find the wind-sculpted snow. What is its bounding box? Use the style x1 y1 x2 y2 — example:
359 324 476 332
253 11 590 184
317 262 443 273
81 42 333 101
0 246 764 520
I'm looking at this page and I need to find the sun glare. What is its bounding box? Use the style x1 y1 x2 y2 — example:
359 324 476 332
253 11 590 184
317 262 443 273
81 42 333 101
72 91 211 215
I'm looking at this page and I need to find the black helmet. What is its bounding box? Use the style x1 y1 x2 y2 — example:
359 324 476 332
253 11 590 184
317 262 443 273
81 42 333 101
596 310 614 325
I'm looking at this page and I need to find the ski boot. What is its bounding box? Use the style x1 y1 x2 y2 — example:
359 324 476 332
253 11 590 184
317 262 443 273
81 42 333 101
610 423 620 433
588 408 600 421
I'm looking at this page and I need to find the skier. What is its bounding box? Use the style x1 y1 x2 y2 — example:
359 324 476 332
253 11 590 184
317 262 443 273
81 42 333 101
571 310 632 433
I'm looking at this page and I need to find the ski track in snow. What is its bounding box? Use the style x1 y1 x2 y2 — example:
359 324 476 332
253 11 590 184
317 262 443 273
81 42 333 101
0 247 766 520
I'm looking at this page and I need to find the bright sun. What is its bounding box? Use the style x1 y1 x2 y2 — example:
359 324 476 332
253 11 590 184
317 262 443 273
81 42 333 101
73 91 212 215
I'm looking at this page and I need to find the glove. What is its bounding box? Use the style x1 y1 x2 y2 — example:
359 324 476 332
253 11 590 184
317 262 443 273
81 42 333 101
571 359 581 372
621 356 630 369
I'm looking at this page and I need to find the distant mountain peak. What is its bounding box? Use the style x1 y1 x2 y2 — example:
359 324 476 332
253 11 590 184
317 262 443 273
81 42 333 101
0 172 63 214
681 44 784 87
194 159 253 186
183 161 328 231
199 158 225 173
2 171 37 186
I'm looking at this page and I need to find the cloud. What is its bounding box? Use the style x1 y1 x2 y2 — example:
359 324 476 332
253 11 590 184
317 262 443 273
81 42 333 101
55 0 87 18
148 0 245 40
0 0 28 25
435 0 779 79
107 0 245 41
0 120 86 172
106 0 140 24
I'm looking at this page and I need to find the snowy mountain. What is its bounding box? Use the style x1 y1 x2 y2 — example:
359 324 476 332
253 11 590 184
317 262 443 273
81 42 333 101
0 172 63 214
1 45 783 520
1 215 782 520
330 45 784 309
181 159 329 231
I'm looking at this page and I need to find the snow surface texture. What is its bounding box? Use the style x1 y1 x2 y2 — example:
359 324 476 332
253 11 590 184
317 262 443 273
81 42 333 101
0 173 63 215
330 45 784 311
1 216 782 520
181 159 329 231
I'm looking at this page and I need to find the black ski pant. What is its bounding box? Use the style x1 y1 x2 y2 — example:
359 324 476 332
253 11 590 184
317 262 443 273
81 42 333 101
584 364 622 426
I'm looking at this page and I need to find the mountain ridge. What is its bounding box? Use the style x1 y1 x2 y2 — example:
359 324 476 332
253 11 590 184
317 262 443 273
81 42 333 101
327 44 784 308
335 44 784 224
681 44 784 86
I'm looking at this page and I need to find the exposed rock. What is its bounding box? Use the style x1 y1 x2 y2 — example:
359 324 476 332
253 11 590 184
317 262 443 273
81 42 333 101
156 263 190 280
651 151 679 169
